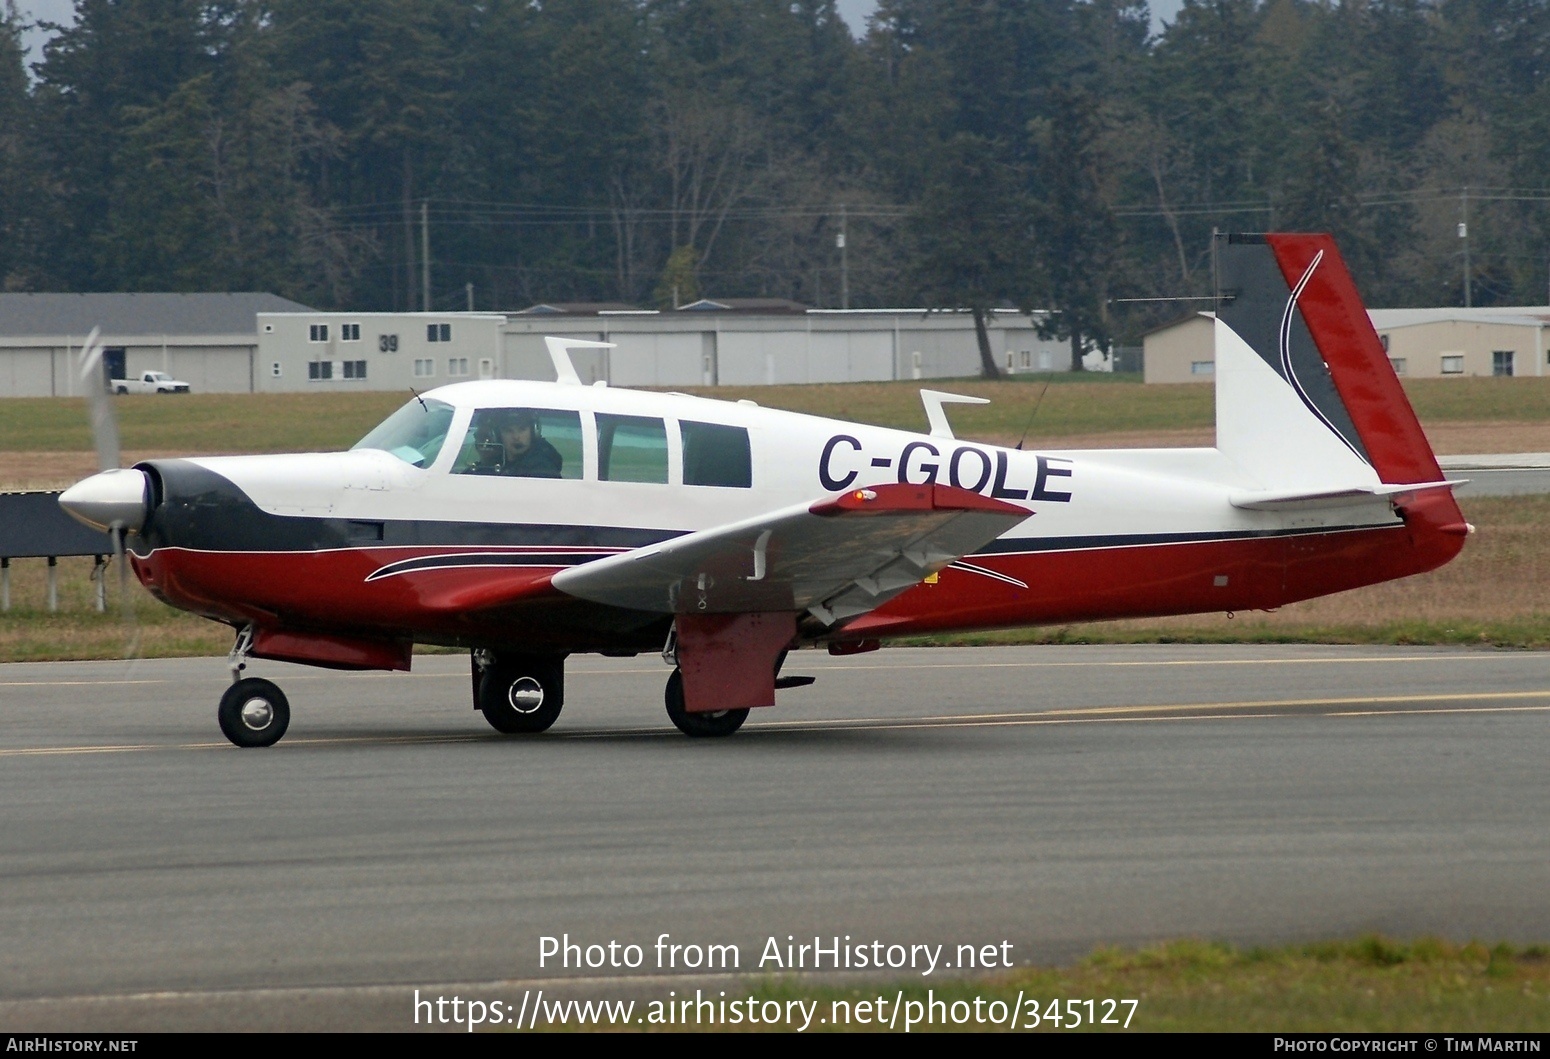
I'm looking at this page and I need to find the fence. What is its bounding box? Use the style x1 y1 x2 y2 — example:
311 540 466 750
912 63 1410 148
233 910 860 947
0 491 117 612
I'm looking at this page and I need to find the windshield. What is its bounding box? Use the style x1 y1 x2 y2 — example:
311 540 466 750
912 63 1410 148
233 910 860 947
352 398 456 468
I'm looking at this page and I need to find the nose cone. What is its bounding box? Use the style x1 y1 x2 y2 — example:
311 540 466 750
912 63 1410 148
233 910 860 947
59 468 150 533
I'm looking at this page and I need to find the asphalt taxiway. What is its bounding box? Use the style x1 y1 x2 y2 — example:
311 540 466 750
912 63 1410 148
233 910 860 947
1 644 1547 1030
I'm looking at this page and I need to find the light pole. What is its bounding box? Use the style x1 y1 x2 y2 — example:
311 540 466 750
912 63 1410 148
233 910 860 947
1459 186 1471 309
837 203 849 310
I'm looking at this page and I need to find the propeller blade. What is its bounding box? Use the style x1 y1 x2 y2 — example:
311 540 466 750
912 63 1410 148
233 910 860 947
75 327 121 472
112 524 142 660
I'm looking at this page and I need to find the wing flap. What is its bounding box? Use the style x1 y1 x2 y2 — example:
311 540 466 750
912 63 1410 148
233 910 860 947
550 483 1028 622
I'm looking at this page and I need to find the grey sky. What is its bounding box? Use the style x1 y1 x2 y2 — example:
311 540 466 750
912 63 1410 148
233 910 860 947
18 0 1190 67
835 0 1187 37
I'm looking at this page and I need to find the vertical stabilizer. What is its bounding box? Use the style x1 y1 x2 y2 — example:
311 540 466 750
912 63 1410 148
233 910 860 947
1215 233 1448 491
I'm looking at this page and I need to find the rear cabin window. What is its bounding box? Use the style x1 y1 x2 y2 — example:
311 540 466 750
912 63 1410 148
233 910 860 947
597 414 668 483
452 408 583 479
680 420 752 488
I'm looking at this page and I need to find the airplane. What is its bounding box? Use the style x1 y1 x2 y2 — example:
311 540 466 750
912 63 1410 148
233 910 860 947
58 233 1470 747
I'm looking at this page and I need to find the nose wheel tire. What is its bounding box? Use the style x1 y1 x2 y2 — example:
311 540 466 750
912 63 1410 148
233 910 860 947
478 655 565 734
218 678 291 748
664 669 748 738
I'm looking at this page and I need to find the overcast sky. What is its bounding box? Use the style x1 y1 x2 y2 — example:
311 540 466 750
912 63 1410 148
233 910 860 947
17 0 1189 67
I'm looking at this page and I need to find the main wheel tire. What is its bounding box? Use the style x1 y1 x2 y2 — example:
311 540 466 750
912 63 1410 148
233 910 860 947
479 655 564 734
664 669 748 738
218 677 291 748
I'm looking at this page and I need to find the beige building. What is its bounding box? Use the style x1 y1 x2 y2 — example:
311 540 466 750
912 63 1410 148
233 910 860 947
1143 307 1550 383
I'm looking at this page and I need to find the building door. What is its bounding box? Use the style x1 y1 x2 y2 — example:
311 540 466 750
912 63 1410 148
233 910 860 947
103 348 127 390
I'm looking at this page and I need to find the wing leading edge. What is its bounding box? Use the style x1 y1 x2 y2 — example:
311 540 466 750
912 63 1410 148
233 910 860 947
549 483 1029 626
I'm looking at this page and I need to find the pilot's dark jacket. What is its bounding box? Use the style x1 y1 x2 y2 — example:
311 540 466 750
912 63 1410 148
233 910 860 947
500 437 563 479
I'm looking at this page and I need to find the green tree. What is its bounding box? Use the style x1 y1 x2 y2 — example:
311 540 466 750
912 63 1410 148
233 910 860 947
0 1 41 289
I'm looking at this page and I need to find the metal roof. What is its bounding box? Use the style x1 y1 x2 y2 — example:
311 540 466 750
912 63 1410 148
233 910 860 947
0 292 316 337
1369 307 1550 329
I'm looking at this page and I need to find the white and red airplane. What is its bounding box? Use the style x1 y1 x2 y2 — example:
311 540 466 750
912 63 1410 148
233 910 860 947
59 234 1469 746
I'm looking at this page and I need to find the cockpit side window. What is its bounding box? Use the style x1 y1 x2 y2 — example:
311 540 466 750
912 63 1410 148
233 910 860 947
681 420 751 488
596 414 668 483
352 398 455 468
452 408 583 479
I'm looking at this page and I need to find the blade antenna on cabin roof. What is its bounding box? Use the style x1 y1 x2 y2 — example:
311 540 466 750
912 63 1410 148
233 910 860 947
1015 373 1054 451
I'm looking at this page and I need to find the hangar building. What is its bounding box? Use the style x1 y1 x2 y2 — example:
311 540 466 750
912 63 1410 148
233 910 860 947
1143 307 1550 383
0 292 316 396
253 302 1078 393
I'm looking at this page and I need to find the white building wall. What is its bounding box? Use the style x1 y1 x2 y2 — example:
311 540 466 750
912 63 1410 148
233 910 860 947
603 331 703 387
0 348 54 396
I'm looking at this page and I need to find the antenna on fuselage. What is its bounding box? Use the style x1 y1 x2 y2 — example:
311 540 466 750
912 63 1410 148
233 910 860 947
543 336 616 386
1015 374 1054 450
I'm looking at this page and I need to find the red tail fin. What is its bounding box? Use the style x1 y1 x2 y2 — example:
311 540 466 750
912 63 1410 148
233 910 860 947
1260 234 1443 486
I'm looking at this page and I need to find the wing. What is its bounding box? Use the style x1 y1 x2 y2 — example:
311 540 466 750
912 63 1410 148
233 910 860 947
550 483 1029 624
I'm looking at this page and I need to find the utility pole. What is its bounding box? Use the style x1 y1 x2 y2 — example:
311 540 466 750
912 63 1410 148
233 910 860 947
421 199 431 312
1459 187 1471 309
837 204 849 310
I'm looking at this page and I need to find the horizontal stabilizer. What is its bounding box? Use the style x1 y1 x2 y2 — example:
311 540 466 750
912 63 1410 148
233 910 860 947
1229 480 1464 511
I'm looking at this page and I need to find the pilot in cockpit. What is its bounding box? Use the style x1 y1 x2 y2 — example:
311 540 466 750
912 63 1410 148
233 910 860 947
474 409 563 478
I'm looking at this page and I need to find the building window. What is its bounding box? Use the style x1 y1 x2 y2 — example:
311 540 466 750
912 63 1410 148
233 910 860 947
342 360 368 380
308 324 329 343
308 360 334 380
1441 355 1465 375
428 323 452 343
1493 350 1515 377
271 362 282 378
341 323 361 342
379 334 399 353
1190 360 1215 375
1389 358 1407 375
1379 334 1390 352
413 358 435 377
448 357 469 377
1019 350 1032 370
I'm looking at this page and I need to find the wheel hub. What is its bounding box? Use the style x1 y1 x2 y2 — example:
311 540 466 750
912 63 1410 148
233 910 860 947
240 697 274 731
508 677 544 714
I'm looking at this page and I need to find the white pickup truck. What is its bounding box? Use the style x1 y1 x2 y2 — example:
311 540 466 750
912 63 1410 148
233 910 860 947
112 371 191 394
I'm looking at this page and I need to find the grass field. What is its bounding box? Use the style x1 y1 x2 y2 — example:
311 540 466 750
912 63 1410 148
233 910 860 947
735 937 1550 1033
1 374 1546 660
0 376 1543 465
1 493 1545 662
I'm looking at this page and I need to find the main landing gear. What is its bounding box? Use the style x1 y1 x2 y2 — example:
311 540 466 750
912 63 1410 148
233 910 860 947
664 668 748 738
218 677 291 747
473 651 565 734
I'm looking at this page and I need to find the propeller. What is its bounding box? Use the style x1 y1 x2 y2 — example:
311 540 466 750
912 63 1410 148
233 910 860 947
62 328 142 657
